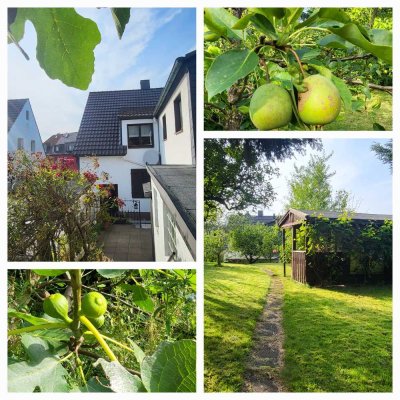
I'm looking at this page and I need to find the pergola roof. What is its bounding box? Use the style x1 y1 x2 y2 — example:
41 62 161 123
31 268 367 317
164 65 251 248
278 208 392 228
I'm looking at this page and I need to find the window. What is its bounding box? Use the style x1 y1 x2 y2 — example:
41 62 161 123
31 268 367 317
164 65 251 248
153 188 159 228
127 124 153 148
54 145 59 152
17 138 24 150
162 114 167 141
26 110 29 120
165 207 177 258
67 144 74 152
131 169 150 198
173 94 183 133
31 140 35 153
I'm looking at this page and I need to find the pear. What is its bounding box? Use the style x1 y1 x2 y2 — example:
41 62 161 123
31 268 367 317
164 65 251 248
298 74 341 125
249 84 293 130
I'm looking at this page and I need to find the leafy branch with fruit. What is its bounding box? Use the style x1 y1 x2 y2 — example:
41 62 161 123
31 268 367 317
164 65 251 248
8 269 196 392
204 8 392 130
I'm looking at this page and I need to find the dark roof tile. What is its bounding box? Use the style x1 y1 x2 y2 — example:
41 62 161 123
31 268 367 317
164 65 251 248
8 99 28 131
75 88 162 156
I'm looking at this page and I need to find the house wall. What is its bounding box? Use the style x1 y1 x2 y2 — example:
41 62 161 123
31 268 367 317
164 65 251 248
80 156 151 213
151 182 194 262
8 101 45 154
158 73 195 165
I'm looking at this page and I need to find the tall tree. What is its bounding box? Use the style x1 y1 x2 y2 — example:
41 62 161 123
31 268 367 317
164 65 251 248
204 139 321 219
286 152 354 212
371 140 392 173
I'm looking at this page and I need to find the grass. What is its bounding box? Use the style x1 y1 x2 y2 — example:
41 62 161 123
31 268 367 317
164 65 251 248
268 264 392 392
326 91 392 131
204 262 392 392
204 262 272 392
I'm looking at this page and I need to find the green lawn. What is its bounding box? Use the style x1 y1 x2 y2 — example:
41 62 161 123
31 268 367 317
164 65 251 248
205 262 392 392
326 91 392 131
204 262 272 392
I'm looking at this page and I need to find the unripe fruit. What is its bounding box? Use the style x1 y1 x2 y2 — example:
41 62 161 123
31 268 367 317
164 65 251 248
88 315 105 328
81 292 107 318
249 84 293 130
297 74 341 125
43 293 72 323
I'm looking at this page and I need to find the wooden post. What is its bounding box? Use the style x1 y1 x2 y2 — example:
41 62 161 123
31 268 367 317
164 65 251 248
282 229 286 277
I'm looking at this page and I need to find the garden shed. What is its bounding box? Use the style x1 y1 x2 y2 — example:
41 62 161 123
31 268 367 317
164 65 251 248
278 208 392 285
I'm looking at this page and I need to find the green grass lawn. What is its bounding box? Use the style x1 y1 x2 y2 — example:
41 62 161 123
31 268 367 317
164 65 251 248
204 262 392 392
204 262 272 392
326 91 392 131
268 264 392 392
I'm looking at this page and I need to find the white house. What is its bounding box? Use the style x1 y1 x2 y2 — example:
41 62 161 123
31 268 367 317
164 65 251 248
75 51 196 262
8 98 45 155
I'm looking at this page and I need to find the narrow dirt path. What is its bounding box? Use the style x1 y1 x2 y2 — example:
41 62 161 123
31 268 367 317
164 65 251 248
242 270 285 392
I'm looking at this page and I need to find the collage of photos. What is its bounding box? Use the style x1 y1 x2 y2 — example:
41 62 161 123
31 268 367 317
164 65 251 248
6 3 394 397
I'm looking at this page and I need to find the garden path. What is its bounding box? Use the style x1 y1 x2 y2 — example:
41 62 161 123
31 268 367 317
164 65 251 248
98 224 154 261
242 270 285 392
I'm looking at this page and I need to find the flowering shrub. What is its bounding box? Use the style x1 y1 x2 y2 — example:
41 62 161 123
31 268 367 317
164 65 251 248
8 151 111 261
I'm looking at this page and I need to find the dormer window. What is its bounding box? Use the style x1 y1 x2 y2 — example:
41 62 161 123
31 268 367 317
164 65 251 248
127 124 153 148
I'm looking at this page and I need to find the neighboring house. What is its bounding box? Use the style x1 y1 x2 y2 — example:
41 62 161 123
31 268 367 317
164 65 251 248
8 98 45 155
75 51 196 262
249 210 276 226
44 132 79 170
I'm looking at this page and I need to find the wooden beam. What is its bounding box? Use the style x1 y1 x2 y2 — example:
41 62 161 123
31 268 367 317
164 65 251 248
282 229 286 277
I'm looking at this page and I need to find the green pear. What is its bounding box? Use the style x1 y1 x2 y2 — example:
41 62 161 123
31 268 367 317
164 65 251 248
250 84 293 130
298 74 341 125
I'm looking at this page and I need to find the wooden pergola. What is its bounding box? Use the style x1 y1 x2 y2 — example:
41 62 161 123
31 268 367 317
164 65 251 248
277 208 392 285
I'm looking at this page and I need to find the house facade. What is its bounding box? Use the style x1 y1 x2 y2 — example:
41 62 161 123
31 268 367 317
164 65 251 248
8 98 45 155
44 132 79 170
75 51 196 262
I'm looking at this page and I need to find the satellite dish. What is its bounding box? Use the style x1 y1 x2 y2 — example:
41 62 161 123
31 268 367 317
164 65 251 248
143 150 159 165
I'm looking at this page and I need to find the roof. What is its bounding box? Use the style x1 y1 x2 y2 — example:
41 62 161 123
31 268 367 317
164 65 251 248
8 99 28 131
75 88 163 156
44 132 78 146
147 165 196 257
154 51 196 117
250 215 276 225
278 208 392 228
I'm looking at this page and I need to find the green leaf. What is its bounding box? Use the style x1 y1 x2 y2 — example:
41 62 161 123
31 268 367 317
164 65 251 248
8 310 50 325
249 8 285 21
127 338 146 365
232 14 253 30
94 359 146 392
141 340 196 392
97 269 129 278
33 269 67 277
120 284 155 313
286 8 304 25
329 23 392 64
308 64 332 79
204 8 243 40
206 49 259 101
331 76 353 111
369 29 392 46
11 8 101 89
8 335 68 392
250 14 278 39
111 8 131 39
318 34 354 50
76 378 113 392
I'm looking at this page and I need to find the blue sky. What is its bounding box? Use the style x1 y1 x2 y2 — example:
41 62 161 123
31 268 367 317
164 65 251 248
8 8 196 140
263 139 392 215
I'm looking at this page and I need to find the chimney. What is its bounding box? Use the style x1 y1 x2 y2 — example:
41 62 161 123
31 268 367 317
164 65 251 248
258 210 263 217
140 80 150 90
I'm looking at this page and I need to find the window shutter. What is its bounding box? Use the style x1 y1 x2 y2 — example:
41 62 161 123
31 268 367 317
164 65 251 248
131 169 150 198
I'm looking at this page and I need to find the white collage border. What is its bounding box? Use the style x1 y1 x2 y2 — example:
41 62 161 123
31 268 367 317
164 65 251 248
1 0 398 398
